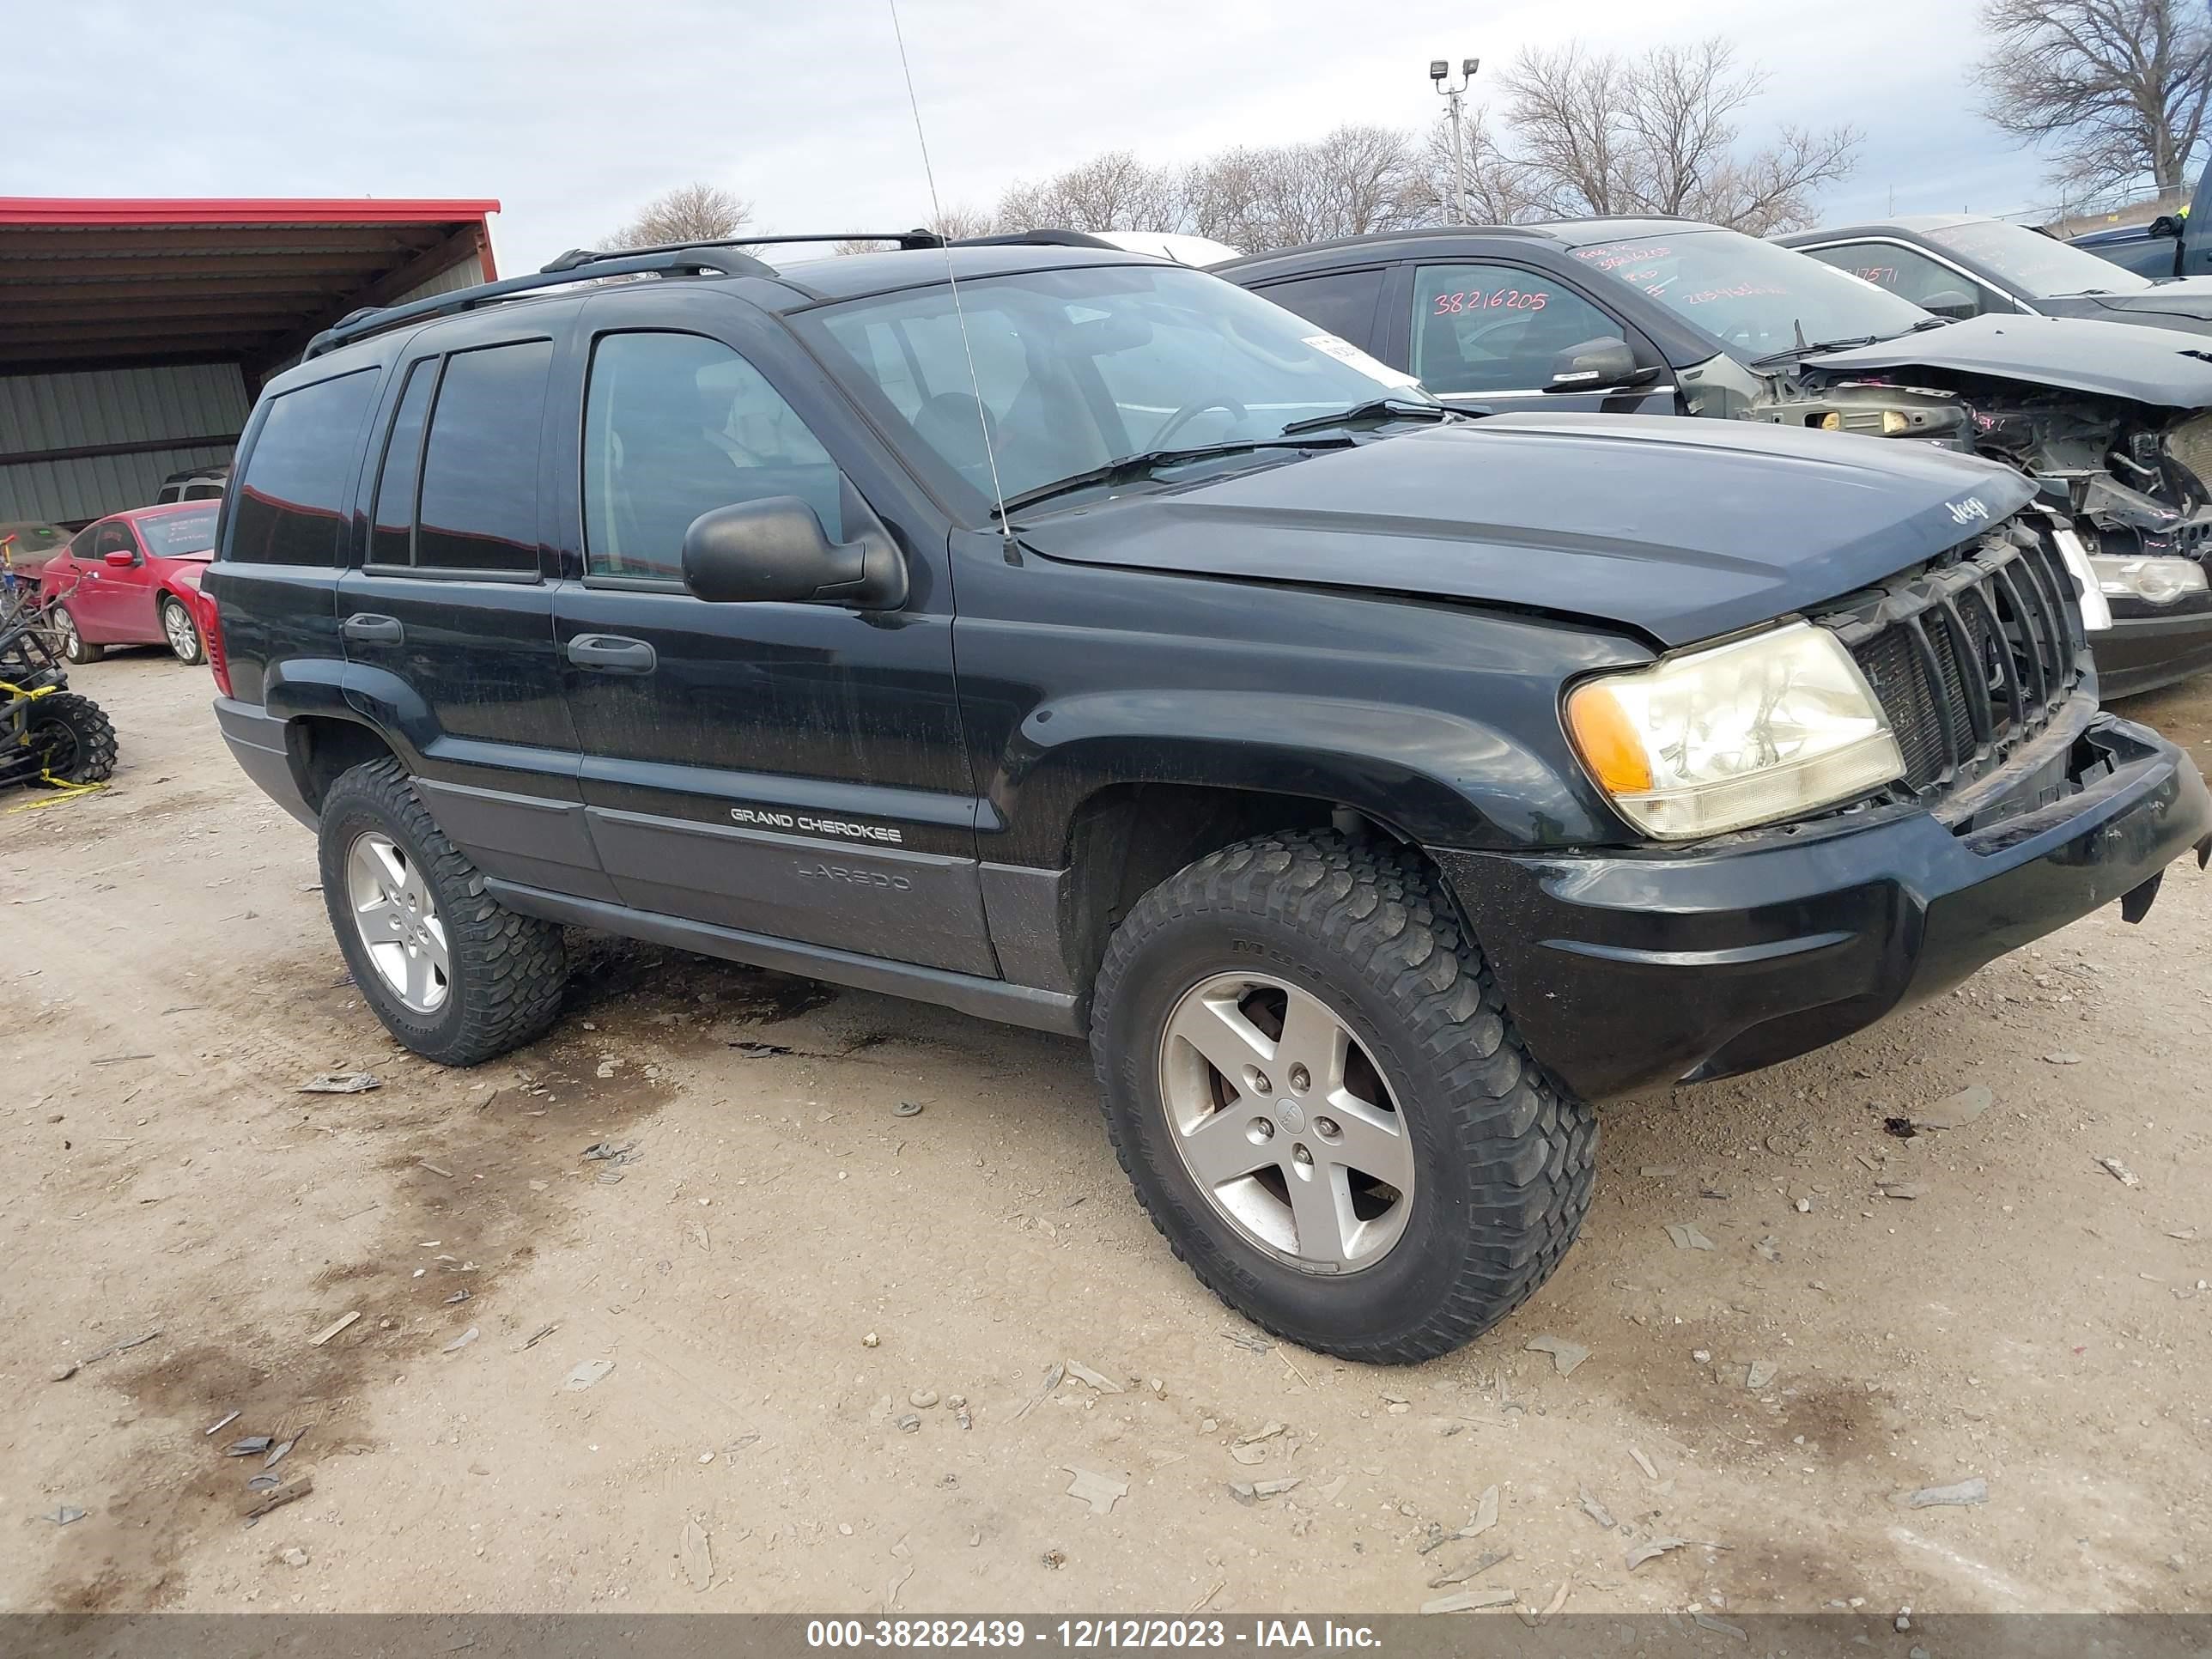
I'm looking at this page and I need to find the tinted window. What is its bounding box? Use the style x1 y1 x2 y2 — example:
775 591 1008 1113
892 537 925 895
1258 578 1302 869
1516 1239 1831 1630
140 507 220 557
1411 264 1624 395
583 331 842 582
1798 243 2001 315
228 369 377 565
93 522 137 562
369 358 437 566
1252 268 1386 350
182 483 225 501
415 341 551 574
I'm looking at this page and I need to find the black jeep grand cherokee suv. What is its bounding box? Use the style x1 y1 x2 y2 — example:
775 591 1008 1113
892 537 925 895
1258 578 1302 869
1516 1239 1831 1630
206 236 2212 1362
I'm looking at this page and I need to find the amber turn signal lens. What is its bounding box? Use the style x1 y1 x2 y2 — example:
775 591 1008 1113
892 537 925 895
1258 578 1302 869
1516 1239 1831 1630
1565 684 1654 794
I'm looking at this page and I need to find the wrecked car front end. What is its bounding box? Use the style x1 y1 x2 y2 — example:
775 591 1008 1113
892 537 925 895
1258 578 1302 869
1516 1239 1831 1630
1572 228 2212 697
1752 331 2212 698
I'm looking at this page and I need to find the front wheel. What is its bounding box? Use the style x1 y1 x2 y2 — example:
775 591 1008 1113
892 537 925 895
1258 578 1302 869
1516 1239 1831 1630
48 604 102 665
1090 831 1595 1364
160 597 204 665
317 758 568 1066
25 691 118 784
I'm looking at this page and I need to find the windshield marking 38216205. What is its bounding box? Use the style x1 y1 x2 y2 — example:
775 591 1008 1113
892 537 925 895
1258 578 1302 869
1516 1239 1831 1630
797 264 1444 521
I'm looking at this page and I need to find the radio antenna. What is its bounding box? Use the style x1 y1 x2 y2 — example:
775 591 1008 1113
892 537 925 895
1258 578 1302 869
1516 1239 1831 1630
886 0 1012 539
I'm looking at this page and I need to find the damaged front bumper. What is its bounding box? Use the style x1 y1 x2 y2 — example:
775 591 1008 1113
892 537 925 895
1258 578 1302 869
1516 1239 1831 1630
2097 592 2212 700
1433 707 2212 1102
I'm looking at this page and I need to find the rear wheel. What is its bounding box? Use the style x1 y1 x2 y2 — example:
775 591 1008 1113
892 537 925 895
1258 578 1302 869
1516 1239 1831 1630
25 691 118 784
48 604 101 665
1090 830 1596 1364
160 597 204 665
317 758 568 1066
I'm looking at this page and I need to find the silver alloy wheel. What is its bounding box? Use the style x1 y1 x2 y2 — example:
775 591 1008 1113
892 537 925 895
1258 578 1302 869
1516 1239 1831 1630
161 599 198 660
52 606 82 662
1158 971 1416 1273
345 830 451 1014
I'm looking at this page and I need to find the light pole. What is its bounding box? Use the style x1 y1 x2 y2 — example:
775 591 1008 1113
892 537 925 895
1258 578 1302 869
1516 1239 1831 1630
1431 58 1480 223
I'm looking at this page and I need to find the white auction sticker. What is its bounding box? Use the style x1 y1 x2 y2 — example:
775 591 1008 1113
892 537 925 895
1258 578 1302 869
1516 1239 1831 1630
1303 333 1422 388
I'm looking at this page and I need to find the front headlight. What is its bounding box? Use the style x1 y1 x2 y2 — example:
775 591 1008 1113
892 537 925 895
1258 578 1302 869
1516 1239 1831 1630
1565 622 1905 841
2092 554 2207 605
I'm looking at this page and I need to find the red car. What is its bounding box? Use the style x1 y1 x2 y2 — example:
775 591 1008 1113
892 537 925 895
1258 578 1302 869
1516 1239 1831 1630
40 501 220 665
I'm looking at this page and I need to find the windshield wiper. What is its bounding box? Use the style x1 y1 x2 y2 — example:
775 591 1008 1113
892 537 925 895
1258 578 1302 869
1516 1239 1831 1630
990 436 1354 519
1748 334 1882 368
1751 317 1956 370
1279 397 1458 435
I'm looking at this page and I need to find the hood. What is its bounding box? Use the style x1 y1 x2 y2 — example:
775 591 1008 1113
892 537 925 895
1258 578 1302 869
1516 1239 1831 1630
2033 282 2212 337
1013 416 2034 647
1802 313 2212 407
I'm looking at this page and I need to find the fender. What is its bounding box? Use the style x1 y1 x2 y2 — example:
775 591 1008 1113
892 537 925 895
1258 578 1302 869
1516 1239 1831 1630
982 689 1617 866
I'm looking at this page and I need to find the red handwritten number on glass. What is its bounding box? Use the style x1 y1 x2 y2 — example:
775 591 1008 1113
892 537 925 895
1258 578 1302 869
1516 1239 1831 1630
1433 289 1550 315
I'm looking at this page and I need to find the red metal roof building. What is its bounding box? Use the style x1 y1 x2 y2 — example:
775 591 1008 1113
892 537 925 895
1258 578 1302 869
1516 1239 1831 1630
1 198 499 524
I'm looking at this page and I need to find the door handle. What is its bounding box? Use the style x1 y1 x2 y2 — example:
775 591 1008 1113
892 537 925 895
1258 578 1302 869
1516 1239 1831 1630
342 613 404 644
566 634 657 673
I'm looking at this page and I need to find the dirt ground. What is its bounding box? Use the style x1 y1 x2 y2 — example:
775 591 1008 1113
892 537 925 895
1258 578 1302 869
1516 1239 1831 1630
3 650 2209 1621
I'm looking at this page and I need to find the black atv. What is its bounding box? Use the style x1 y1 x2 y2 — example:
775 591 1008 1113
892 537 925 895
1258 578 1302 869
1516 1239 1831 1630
0 571 118 792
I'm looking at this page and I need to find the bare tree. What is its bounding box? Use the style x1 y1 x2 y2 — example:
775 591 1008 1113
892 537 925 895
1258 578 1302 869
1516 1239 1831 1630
1182 149 1270 246
1498 38 1859 232
1419 109 1546 224
931 203 997 240
1978 0 2212 195
606 182 754 250
1180 127 1426 251
994 151 1183 232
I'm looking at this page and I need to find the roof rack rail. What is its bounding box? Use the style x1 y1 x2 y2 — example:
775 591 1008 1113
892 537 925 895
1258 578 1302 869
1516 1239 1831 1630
301 230 945 362
541 229 945 271
948 229 1120 250
301 244 787 362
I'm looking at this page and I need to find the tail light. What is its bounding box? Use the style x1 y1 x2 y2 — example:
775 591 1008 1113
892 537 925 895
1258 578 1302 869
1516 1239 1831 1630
205 586 232 697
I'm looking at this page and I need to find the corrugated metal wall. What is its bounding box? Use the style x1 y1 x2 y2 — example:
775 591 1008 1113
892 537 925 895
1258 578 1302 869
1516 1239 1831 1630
393 256 485 307
0 363 252 524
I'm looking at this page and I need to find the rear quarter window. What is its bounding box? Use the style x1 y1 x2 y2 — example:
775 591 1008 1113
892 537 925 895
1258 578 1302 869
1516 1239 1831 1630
228 368 378 565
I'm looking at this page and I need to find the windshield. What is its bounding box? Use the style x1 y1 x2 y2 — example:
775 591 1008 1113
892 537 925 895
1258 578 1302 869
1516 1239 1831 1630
139 506 219 559
1574 228 1932 361
797 264 1433 519
0 523 68 557
1923 217 2154 297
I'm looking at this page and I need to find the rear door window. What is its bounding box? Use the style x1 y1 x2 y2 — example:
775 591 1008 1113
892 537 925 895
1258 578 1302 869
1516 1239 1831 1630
1411 264 1623 396
413 341 553 574
228 368 378 565
1250 268 1387 352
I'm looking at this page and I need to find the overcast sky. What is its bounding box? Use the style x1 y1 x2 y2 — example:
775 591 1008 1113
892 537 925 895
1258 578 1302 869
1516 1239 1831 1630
15 0 2057 271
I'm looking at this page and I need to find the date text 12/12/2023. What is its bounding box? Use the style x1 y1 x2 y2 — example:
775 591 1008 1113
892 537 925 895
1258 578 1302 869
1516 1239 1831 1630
804 1620 1384 1650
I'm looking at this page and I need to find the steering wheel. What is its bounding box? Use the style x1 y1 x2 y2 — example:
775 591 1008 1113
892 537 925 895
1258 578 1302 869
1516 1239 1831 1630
1151 398 1248 448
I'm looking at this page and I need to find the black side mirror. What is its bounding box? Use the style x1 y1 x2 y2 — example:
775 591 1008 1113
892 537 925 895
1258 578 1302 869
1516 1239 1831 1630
681 489 908 610
2150 214 2185 240
1546 336 1649 392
